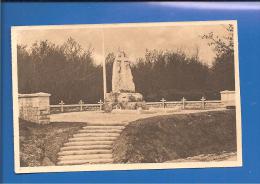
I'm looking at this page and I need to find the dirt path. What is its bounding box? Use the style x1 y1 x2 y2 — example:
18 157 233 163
50 108 226 124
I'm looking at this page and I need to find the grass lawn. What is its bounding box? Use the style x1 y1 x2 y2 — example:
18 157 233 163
19 119 86 167
112 110 237 163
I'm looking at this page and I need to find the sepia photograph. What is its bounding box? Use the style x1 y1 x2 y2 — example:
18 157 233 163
11 21 242 173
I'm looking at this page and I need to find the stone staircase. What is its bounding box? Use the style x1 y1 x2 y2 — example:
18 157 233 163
57 124 126 165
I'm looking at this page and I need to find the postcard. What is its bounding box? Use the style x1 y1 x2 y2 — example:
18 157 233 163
11 20 242 173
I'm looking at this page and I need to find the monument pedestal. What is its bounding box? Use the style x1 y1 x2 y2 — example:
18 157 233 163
104 92 146 112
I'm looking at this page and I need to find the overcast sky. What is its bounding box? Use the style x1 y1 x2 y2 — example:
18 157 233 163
16 23 229 66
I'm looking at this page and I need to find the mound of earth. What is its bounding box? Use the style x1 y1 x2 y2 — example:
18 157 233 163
112 110 236 163
19 119 86 167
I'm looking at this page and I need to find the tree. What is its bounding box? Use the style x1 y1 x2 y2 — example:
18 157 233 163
132 49 211 101
18 33 233 104
61 37 83 62
202 24 235 92
202 24 234 57
17 38 102 104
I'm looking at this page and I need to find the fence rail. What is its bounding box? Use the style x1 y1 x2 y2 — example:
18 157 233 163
50 100 103 114
50 97 223 114
50 104 101 108
146 99 222 110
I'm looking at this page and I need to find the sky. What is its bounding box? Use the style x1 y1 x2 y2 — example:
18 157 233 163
16 23 230 66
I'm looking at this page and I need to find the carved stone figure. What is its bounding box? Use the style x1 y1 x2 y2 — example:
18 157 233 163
112 50 135 93
104 50 146 112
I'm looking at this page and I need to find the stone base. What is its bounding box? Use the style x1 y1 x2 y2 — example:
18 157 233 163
19 92 51 124
104 92 146 112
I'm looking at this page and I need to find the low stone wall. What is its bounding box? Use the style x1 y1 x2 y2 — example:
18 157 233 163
18 92 51 124
221 90 236 107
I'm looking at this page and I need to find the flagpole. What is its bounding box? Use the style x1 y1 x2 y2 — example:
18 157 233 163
102 28 107 101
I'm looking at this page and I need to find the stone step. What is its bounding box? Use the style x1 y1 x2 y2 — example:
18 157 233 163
56 123 127 165
83 126 125 130
64 140 114 146
58 154 113 161
58 149 112 156
68 136 117 142
57 158 114 165
60 145 112 151
73 133 120 138
78 129 123 133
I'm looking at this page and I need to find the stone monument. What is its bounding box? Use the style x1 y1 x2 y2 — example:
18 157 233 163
104 50 146 112
112 50 135 93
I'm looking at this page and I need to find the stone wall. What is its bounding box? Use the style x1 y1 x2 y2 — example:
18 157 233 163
220 90 236 107
18 92 51 124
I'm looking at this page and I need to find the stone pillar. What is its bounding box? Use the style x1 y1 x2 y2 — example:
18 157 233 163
220 90 236 108
201 96 206 109
18 92 51 124
181 97 186 110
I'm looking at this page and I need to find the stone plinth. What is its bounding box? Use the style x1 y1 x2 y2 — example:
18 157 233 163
104 92 146 112
18 92 51 124
220 90 236 108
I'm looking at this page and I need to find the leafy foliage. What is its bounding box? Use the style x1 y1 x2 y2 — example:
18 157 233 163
202 24 235 92
18 38 102 104
132 49 213 101
17 28 235 104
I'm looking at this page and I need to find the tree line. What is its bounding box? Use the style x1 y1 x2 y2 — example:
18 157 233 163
17 26 235 104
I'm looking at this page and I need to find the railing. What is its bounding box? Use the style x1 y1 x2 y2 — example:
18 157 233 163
50 97 222 114
146 97 222 110
50 100 103 114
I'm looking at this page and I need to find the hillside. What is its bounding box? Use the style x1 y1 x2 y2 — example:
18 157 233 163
112 110 236 163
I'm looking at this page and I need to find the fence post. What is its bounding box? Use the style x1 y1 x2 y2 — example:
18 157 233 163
160 98 166 108
79 100 84 111
59 100 65 112
181 97 186 110
98 99 103 111
201 96 206 109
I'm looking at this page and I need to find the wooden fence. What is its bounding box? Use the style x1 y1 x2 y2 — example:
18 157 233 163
50 97 222 114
